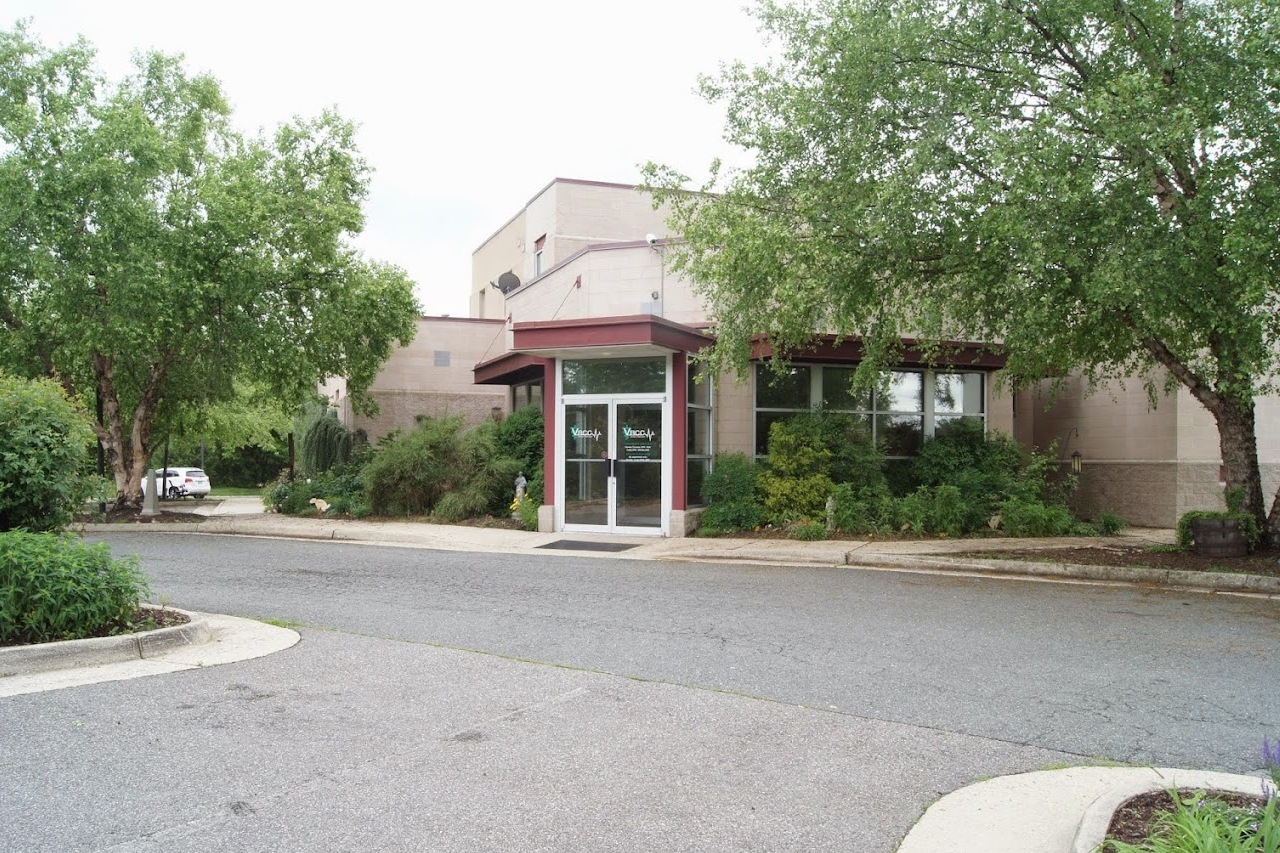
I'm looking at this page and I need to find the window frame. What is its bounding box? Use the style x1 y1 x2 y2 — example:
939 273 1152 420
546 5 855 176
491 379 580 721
753 363 985 459
686 360 714 507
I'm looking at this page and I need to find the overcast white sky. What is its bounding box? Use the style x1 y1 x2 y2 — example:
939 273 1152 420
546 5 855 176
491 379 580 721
6 0 771 316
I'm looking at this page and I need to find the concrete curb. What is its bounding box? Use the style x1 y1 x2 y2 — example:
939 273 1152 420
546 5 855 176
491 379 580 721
847 553 1280 595
1069 768 1272 853
895 767 1273 853
75 517 1280 596
0 607 210 678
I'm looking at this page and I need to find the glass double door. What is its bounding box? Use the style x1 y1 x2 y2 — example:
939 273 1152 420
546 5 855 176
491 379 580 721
562 398 665 533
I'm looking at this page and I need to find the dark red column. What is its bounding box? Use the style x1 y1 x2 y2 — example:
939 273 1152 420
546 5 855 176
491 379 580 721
542 359 556 512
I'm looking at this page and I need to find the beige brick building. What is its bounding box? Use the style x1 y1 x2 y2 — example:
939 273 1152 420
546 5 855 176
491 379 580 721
327 316 508 439
357 177 1278 535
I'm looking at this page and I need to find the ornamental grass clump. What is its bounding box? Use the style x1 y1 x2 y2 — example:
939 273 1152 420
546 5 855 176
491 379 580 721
1102 738 1280 853
0 531 149 645
1103 792 1278 853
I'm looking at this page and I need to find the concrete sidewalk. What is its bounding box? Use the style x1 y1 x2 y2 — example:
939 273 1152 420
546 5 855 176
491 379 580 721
84 500 1280 597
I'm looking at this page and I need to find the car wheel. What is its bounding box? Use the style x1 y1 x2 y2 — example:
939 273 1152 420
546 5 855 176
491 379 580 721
193 495 205 500
166 486 180 500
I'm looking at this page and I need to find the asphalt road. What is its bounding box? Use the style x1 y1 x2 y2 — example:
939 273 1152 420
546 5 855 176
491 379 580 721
2 532 1277 852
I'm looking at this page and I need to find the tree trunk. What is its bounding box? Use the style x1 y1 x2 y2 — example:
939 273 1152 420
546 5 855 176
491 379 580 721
91 351 166 511
1209 397 1268 540
1138 336 1269 545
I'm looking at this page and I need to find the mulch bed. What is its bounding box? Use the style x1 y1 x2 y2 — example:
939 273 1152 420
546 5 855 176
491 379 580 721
953 545 1280 578
78 506 205 524
1103 788 1269 848
1 607 190 648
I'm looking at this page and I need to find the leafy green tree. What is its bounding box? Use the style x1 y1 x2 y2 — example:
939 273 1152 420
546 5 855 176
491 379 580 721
646 0 1280 541
157 381 293 460
0 25 419 509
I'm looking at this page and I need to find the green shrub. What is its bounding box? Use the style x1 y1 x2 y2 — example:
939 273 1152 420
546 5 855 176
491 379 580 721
764 414 832 479
263 453 369 516
297 403 353 476
1096 511 1125 536
867 485 974 537
702 453 759 505
699 500 764 533
494 406 545 477
363 416 469 515
759 413 868 524
1012 442 1077 506
883 458 920 498
807 411 885 489
898 487 931 534
763 410 885 486
697 453 764 533
829 483 869 534
925 484 968 537
913 421 1029 522
829 482 908 535
789 519 828 540
432 490 491 523
0 531 149 644
760 472 834 525
431 421 523 522
0 373 96 531
999 498 1076 537
361 416 524 520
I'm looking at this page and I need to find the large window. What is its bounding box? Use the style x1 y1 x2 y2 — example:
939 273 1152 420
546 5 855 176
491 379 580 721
686 360 713 506
511 380 543 412
754 364 985 457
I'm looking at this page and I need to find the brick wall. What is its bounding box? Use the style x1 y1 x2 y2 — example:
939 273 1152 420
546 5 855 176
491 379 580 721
352 390 507 443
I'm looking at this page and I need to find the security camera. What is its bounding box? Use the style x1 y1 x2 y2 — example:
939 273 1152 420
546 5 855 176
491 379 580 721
645 233 658 247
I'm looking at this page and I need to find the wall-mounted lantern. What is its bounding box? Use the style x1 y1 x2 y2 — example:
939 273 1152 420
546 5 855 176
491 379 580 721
1070 451 1083 474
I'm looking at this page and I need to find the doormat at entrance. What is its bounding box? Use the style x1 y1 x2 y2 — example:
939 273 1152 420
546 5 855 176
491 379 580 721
536 540 638 553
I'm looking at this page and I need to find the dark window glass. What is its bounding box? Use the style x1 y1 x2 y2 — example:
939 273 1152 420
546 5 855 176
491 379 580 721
756 365 810 409
877 414 924 456
687 409 712 455
822 367 872 411
687 458 709 507
756 411 798 455
687 360 711 407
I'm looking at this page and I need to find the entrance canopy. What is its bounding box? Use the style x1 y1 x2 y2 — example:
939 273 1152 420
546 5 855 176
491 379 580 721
473 315 711 386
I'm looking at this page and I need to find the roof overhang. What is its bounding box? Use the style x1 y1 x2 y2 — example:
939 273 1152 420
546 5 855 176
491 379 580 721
473 352 550 386
511 314 714 362
472 316 715 385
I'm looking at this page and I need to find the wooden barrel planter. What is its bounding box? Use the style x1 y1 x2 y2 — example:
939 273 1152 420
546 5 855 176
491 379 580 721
1190 517 1249 558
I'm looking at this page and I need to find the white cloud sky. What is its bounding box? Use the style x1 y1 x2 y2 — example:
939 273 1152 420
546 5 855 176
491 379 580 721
7 0 772 316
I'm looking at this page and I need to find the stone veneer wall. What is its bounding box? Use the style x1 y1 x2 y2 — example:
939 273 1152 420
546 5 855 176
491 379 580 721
1070 461 1280 528
1069 462 1177 528
352 389 508 443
